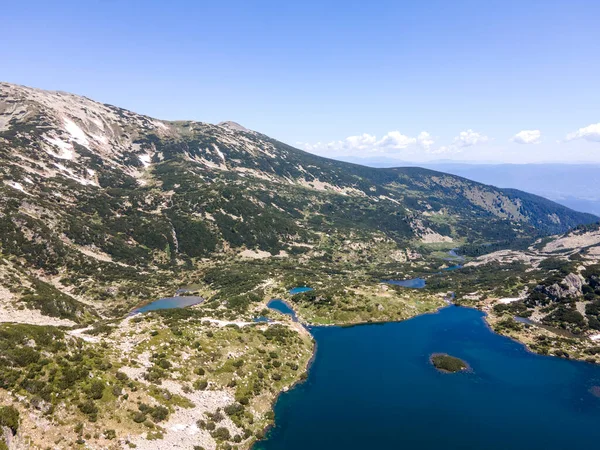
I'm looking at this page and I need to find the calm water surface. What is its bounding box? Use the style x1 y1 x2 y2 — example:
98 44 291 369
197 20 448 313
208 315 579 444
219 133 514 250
268 299 298 322
289 286 314 295
132 295 204 313
255 306 600 450
383 278 426 288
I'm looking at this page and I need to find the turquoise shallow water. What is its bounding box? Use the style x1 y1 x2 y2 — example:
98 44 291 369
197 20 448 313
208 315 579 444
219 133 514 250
255 306 600 450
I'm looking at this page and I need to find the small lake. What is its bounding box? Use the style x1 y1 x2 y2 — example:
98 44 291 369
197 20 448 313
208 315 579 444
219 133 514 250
289 286 314 295
383 278 426 288
268 299 298 322
132 295 204 314
255 306 600 450
442 249 464 271
384 250 463 288
442 264 463 271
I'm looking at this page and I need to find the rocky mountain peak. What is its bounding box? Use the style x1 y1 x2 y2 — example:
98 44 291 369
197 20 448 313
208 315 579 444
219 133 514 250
217 121 252 133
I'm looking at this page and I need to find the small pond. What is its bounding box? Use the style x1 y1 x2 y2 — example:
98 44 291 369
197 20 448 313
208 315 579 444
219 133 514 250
442 264 463 271
289 286 314 295
268 299 298 322
383 278 426 289
132 295 204 314
253 316 271 323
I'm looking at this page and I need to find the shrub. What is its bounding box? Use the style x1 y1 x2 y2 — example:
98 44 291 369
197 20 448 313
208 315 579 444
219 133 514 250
104 429 116 440
157 359 171 369
224 403 244 417
115 371 129 381
150 406 169 422
132 412 146 423
206 410 224 422
194 379 208 390
212 427 231 441
88 380 105 400
0 406 20 434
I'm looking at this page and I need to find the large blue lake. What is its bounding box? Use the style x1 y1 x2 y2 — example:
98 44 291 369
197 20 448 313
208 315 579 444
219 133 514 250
255 306 600 450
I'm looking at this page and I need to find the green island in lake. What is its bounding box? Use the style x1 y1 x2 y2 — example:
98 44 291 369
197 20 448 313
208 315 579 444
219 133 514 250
430 353 469 373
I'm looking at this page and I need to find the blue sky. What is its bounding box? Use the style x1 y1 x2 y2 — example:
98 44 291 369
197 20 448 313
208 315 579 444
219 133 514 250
2 0 599 163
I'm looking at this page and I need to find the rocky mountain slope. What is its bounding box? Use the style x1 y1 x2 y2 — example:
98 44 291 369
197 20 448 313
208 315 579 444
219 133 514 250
1 82 596 317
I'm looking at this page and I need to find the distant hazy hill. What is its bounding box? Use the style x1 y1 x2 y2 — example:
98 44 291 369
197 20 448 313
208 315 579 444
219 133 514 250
342 157 600 216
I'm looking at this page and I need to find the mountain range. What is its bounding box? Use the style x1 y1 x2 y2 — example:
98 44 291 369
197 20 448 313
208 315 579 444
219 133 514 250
340 156 600 216
1 81 597 318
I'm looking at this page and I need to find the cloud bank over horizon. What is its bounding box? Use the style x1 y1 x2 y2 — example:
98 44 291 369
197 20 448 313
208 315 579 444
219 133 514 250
298 122 599 163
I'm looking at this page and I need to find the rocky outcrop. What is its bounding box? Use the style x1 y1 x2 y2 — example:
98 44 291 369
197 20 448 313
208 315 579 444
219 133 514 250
540 273 585 300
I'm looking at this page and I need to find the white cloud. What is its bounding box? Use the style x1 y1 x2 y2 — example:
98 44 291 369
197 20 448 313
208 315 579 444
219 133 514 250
376 131 417 149
343 133 378 150
417 131 435 150
511 129 541 144
566 123 600 142
430 129 489 154
300 130 421 155
301 129 489 157
453 129 489 148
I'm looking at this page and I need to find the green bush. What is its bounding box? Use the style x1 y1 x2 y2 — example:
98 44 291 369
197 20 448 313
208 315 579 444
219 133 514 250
212 427 231 441
0 405 20 434
132 412 146 423
194 379 208 390
104 429 116 440
87 380 105 400
150 406 169 422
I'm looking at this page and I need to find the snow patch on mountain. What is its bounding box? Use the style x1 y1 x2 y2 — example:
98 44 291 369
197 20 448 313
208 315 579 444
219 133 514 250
138 153 152 167
64 118 89 147
44 135 74 159
4 180 30 195
213 144 226 162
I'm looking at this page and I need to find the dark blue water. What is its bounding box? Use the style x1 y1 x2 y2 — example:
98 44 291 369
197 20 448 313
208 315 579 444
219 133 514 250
268 299 298 322
383 278 426 288
290 286 314 294
132 296 204 314
255 306 600 450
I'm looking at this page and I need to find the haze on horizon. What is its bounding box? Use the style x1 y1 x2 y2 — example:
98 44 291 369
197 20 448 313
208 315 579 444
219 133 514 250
2 0 599 164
